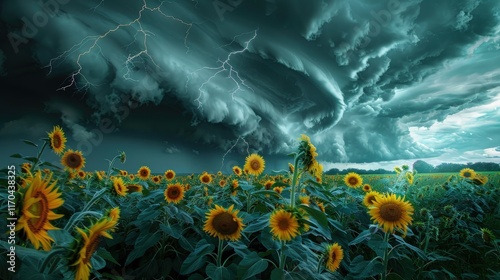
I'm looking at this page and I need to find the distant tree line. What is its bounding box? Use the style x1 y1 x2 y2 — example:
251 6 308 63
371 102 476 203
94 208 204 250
412 160 500 173
324 161 500 175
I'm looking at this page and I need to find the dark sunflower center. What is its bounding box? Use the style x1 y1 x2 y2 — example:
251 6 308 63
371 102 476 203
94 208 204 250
84 236 101 264
167 173 173 179
202 176 210 183
367 195 377 204
53 135 61 148
168 187 180 198
27 192 49 233
348 177 358 185
278 217 290 230
379 203 403 222
213 212 238 235
463 172 471 177
251 160 260 170
67 153 82 168
141 170 148 177
265 183 272 190
330 251 336 261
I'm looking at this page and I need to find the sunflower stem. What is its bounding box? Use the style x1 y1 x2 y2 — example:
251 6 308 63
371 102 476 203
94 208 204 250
381 231 390 280
39 247 66 273
33 140 48 170
279 241 287 270
217 239 225 267
290 152 303 208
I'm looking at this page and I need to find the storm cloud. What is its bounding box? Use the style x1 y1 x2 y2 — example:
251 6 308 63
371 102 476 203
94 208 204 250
1 0 499 172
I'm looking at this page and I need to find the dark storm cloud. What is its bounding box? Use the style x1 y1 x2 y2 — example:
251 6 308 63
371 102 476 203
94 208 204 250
1 0 499 168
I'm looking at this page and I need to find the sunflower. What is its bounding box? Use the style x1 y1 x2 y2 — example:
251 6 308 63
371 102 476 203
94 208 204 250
138 166 151 180
61 149 86 171
77 170 86 180
112 177 127 197
344 172 363 188
369 193 414 233
317 202 326 213
264 180 275 190
299 195 310 206
480 227 495 244
106 207 120 225
119 170 128 176
363 191 382 208
164 169 175 180
394 166 402 174
95 171 105 181
203 204 244 241
459 168 475 179
200 172 212 184
71 217 118 280
219 179 227 188
151 176 161 184
128 174 135 180
406 172 414 185
325 243 344 272
48 125 67 155
127 184 143 193
472 174 488 185
164 184 185 204
232 166 242 176
230 180 238 196
269 209 300 241
21 162 32 173
362 184 372 192
297 135 319 174
16 171 64 251
274 186 284 194
244 153 265 176
217 171 223 176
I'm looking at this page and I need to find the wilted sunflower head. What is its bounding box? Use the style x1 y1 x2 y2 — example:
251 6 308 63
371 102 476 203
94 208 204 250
297 134 319 173
203 205 244 241
164 169 175 180
325 243 344 272
244 153 265 176
164 184 185 204
48 125 67 155
61 149 86 171
459 168 476 179
344 172 363 188
137 166 151 180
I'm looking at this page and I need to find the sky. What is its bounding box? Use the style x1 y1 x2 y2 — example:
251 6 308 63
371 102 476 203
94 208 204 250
1 0 499 174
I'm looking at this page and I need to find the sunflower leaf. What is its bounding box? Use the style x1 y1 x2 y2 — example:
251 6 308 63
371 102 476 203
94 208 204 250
21 139 38 147
206 263 231 280
237 251 269 280
180 239 215 275
10 153 23 158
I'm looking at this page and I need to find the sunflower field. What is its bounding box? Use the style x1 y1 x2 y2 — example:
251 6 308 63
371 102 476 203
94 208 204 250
1 127 499 280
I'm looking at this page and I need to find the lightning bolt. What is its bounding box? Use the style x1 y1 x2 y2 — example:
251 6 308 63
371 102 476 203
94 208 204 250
186 29 258 111
44 0 193 91
219 136 250 171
